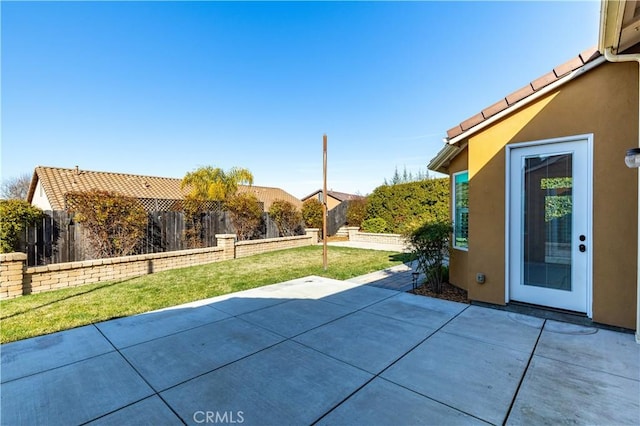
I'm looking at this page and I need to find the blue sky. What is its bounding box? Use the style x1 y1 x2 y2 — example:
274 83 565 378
1 1 600 198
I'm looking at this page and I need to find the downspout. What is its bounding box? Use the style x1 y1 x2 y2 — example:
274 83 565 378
603 47 640 343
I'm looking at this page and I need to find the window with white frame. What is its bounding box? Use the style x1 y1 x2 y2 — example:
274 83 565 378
453 171 469 250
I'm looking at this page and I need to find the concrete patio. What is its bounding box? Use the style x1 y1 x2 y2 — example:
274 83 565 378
1 274 639 425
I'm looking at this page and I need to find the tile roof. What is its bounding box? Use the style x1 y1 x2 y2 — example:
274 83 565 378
446 47 602 141
27 166 302 211
301 189 365 202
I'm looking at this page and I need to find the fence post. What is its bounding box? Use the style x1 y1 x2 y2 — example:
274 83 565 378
305 228 320 244
0 253 27 299
215 234 237 260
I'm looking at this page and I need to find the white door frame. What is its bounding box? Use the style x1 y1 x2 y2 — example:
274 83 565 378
505 134 593 317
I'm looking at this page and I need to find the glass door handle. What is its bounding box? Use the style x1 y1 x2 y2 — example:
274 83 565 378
579 244 586 252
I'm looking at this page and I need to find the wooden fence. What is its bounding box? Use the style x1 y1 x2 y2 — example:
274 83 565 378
327 200 351 236
19 210 281 266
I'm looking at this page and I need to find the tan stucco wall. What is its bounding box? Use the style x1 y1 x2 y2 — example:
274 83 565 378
327 196 341 211
447 147 469 290
450 61 638 329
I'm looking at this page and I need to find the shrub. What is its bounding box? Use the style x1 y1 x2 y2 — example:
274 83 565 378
407 221 452 293
225 192 262 241
365 178 449 233
301 198 323 230
346 198 367 227
0 200 44 253
65 190 148 258
269 199 303 237
361 217 388 233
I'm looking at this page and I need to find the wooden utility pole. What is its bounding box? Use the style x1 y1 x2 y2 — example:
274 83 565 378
322 134 328 271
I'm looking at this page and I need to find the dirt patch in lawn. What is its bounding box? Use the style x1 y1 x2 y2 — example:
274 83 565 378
410 282 469 304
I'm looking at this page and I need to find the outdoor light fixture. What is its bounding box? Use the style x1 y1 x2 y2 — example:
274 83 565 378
412 271 420 291
625 148 640 168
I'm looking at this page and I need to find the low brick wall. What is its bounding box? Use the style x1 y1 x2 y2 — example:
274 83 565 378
24 246 226 296
236 235 314 259
0 253 28 299
0 230 319 300
346 227 407 246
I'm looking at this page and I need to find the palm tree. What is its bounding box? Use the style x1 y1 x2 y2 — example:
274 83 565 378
180 166 254 247
181 166 254 202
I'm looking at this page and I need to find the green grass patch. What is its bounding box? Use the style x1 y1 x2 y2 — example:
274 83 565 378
1 246 410 343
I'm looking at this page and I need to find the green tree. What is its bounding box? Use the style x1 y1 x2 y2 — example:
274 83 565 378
365 178 449 233
180 166 254 247
181 166 254 204
269 199 302 237
65 190 148 258
225 192 262 241
302 198 323 230
0 200 44 253
346 198 367 227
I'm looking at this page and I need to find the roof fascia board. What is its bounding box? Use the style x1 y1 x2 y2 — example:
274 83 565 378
447 56 607 146
599 0 625 53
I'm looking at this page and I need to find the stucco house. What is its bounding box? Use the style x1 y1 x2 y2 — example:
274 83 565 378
428 0 640 336
302 190 365 211
27 166 303 212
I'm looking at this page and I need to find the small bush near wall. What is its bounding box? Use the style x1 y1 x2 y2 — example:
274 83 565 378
407 221 452 293
0 200 44 253
225 193 262 240
346 198 367 227
66 190 148 258
302 198 323 230
361 218 388 233
269 199 303 237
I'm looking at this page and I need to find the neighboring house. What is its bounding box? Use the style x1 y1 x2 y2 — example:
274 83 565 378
302 190 364 211
428 0 640 332
27 166 302 212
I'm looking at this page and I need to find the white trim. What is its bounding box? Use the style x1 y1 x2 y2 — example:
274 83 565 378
505 134 593 316
452 170 469 251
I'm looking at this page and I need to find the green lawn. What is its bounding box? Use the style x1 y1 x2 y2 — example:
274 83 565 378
1 246 409 343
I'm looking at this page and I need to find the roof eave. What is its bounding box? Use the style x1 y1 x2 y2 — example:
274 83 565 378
427 143 463 174
599 0 625 53
447 56 607 146
26 168 41 204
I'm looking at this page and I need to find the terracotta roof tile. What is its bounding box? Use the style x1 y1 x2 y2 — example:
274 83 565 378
444 46 602 142
28 166 301 211
553 55 584 77
505 84 535 105
481 99 509 119
531 71 558 91
579 46 599 63
460 113 485 131
447 125 464 139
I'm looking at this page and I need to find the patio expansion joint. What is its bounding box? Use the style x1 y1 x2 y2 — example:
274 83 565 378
310 303 480 425
87 323 190 424
502 319 546 425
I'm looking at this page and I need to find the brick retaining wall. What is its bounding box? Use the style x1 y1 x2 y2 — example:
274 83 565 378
345 227 407 246
236 235 315 259
0 230 319 300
